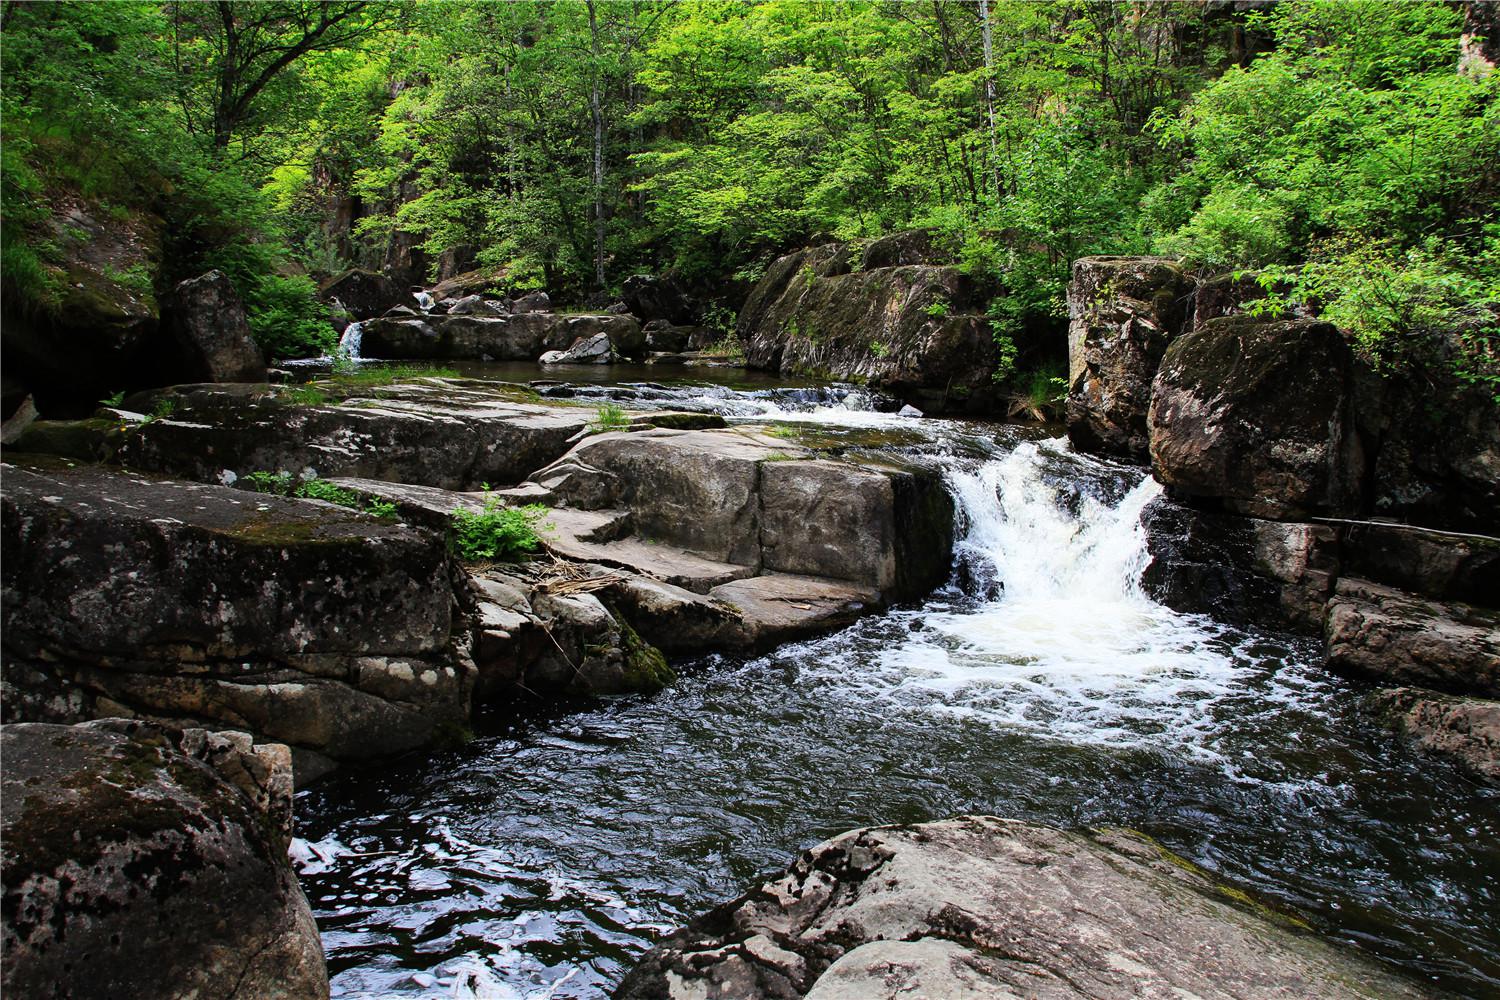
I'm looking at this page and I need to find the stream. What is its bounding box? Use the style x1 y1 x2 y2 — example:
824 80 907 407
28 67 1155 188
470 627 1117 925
296 376 1500 999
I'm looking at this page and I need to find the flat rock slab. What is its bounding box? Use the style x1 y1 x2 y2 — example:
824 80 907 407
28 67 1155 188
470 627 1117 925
2 720 327 1000
1370 686 1500 785
710 574 879 650
616 816 1433 1000
1 460 467 769
1325 578 1500 698
122 380 591 490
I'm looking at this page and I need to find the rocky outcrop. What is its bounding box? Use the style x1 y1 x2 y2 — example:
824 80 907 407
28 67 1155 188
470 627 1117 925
1324 579 1500 698
1065 256 1193 461
1370 687 1500 786
361 311 642 362
163 270 267 379
1150 317 1366 519
1 200 162 414
1 460 468 779
528 428 954 600
318 268 402 319
738 235 999 413
617 816 1430 1000
122 380 589 491
1 719 327 1000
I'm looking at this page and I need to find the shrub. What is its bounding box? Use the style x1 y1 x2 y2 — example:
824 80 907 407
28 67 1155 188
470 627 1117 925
450 497 551 561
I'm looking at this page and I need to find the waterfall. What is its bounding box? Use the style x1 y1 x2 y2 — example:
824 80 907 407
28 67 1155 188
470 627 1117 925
414 290 435 311
338 321 364 359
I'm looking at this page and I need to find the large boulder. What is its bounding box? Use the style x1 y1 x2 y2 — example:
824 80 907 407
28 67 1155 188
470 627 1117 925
1150 317 1367 519
617 816 1431 1000
621 273 696 325
1324 579 1500 699
123 380 588 491
738 240 998 413
540 331 614 365
162 270 267 378
317 268 402 320
1065 256 1193 462
527 428 954 600
1 719 327 1000
1 460 468 778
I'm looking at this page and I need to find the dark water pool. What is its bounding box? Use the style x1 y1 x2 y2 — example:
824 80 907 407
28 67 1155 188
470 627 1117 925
297 441 1500 999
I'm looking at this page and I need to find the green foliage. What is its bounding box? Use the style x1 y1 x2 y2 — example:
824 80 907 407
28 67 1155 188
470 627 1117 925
1006 364 1069 422
147 397 178 422
282 385 330 407
242 471 401 520
449 497 551 562
924 301 948 319
100 391 126 408
868 341 889 359
589 403 630 433
335 364 461 387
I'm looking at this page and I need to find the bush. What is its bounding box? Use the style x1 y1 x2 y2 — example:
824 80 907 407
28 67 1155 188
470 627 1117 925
449 497 551 562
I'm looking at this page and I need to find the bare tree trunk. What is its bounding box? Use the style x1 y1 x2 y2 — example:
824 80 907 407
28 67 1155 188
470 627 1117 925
978 0 1000 199
587 0 606 291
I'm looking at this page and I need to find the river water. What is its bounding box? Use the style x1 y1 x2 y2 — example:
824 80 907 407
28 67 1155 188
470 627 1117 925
296 377 1500 999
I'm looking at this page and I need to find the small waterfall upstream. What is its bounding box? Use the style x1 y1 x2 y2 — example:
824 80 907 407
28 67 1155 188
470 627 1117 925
337 321 364 359
296 399 1500 999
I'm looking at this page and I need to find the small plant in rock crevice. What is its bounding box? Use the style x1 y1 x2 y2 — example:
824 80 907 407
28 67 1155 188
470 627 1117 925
589 403 630 432
449 495 551 561
241 471 400 520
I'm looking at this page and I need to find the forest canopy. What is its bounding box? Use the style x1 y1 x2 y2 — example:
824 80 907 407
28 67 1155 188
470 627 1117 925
2 0 1496 381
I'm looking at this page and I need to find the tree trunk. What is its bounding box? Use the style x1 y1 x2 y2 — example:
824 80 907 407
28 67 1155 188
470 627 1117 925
978 0 1000 198
587 0 606 291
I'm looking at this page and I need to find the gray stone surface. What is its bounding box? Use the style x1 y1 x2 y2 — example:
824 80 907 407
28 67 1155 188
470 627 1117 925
1325 578 1500 698
616 816 1432 1000
1 460 468 771
122 380 589 490
162 270 267 379
1 720 327 1000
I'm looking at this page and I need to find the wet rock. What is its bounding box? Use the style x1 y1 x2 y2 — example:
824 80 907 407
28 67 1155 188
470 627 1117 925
1 461 468 772
540 331 614 365
1150 317 1367 519
622 273 696 325
361 312 640 362
1139 497 1338 632
1 719 327 1000
318 268 402 319
0 394 38 445
1065 256 1193 462
123 381 587 490
617 816 1430 1000
1369 686 1500 786
1324 579 1500 698
429 265 511 301
738 242 999 413
163 270 267 378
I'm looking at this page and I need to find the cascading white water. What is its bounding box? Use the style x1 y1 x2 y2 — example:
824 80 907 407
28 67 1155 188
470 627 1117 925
337 321 364 359
798 438 1258 756
414 290 435 311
